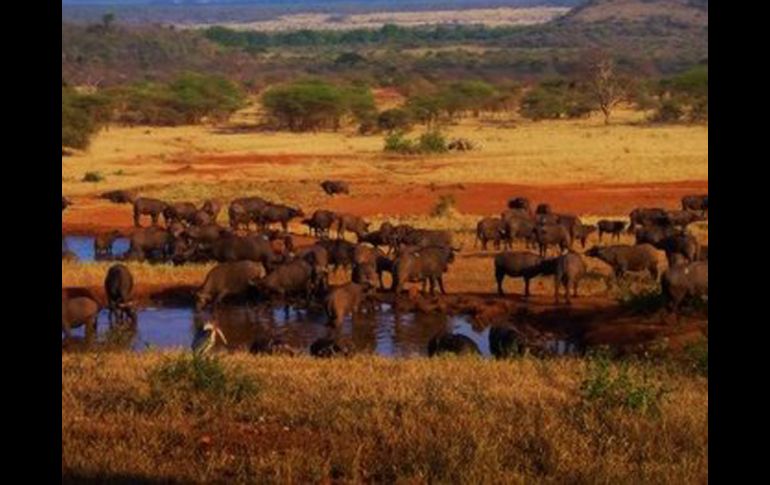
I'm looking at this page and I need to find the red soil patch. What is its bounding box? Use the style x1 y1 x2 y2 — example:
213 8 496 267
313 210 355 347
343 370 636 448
63 201 136 236
325 180 709 217
170 153 359 166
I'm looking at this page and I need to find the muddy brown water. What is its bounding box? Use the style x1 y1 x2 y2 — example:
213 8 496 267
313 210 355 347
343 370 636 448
61 303 580 357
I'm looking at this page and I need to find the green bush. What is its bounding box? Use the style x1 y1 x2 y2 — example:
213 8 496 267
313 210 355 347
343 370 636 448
384 130 448 155
581 351 668 415
378 108 413 133
262 80 374 132
108 73 245 126
651 99 684 123
384 131 416 154
519 85 566 120
417 130 448 153
146 354 258 410
62 88 111 149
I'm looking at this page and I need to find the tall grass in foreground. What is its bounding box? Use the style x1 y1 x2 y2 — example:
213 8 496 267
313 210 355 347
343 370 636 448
63 352 707 483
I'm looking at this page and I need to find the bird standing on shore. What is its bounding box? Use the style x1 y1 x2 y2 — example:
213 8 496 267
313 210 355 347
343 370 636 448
192 321 228 356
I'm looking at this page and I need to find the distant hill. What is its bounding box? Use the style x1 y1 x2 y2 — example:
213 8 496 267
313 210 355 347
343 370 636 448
62 1 583 25
563 0 707 26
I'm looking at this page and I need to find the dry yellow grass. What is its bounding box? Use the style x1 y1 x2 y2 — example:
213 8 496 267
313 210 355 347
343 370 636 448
180 7 571 32
62 352 707 483
62 107 708 202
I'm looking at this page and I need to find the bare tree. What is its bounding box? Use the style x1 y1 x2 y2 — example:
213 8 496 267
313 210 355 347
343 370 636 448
582 52 630 125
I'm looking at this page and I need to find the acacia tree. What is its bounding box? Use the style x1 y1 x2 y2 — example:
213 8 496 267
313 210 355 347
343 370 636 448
581 52 630 125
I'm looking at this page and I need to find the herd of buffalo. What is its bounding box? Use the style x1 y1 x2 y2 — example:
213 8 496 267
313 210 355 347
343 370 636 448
62 182 708 357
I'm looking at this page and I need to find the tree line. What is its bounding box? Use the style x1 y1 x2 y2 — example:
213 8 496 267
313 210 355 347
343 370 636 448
62 72 245 150
63 63 706 150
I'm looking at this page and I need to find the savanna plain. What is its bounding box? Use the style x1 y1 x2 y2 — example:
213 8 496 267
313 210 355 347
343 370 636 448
62 97 708 481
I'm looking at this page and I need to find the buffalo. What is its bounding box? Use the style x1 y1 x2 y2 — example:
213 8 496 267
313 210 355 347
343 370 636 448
259 204 304 232
163 202 198 226
325 282 373 327
681 194 708 217
541 252 586 304
535 203 552 215
317 239 357 272
310 337 352 358
133 197 168 227
210 234 279 272
507 197 532 214
335 213 370 241
201 199 222 221
129 227 173 261
195 261 265 311
502 216 536 250
302 210 337 239
62 296 100 339
475 217 506 250
665 210 705 229
661 261 708 314
494 251 544 297
321 180 350 196
100 190 136 204
597 220 626 242
254 258 318 303
535 223 571 257
489 326 526 358
427 332 480 357
629 208 670 231
392 245 456 295
585 244 660 280
94 230 122 259
573 224 597 249
401 229 453 249
104 264 136 325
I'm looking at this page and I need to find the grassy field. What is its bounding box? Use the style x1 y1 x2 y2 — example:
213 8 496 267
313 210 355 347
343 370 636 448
62 106 707 200
62 351 707 483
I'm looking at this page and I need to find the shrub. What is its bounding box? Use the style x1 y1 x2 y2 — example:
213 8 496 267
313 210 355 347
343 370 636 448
682 338 708 377
581 351 668 415
108 73 245 126
262 80 374 132
384 131 416 154
519 85 566 120
62 88 111 149
82 171 104 183
377 108 413 133
146 354 258 410
417 130 448 153
651 99 684 123
431 194 457 218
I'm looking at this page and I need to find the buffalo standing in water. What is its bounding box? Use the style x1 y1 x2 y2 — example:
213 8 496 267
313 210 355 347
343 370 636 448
428 332 480 357
104 264 136 325
195 261 265 311
325 282 374 328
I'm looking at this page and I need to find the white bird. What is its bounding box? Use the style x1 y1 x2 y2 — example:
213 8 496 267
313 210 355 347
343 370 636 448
192 321 228 356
